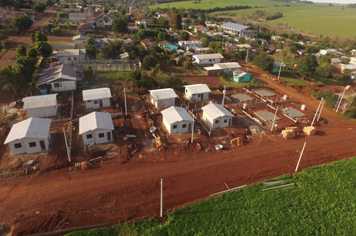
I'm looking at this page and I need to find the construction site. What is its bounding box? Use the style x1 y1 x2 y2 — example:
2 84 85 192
0 78 350 235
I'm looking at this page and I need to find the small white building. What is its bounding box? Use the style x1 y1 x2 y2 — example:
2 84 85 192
82 87 111 110
188 47 209 55
22 94 58 118
50 49 86 64
204 62 241 76
349 57 356 65
4 117 51 155
192 53 224 65
184 84 211 101
149 88 177 109
79 111 114 146
71 34 88 46
178 40 203 50
202 103 234 129
161 106 193 134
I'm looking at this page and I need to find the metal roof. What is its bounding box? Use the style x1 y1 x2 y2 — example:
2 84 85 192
51 49 86 57
161 106 193 125
79 111 114 134
36 64 83 86
202 103 234 120
233 69 248 77
72 34 87 41
82 87 112 101
214 62 241 69
193 53 224 60
149 88 177 100
22 94 58 109
4 117 51 144
221 22 250 31
184 84 211 94
179 40 202 45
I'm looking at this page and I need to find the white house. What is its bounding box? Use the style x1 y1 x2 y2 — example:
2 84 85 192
204 62 241 76
188 47 209 55
22 94 58 118
184 84 211 101
149 88 177 109
79 111 114 146
71 34 88 46
36 64 83 92
192 54 224 65
202 103 234 129
82 87 111 110
178 40 203 50
220 22 258 39
4 117 51 155
161 106 193 134
50 49 86 64
349 57 356 64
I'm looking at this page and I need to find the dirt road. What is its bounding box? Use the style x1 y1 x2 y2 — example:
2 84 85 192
1 63 356 235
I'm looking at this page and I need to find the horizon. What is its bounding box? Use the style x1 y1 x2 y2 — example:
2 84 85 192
312 0 356 3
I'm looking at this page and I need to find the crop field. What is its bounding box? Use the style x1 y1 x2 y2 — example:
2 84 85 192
151 0 356 37
67 157 356 235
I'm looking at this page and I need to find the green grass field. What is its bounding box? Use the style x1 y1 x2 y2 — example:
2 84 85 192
66 156 356 236
151 0 356 38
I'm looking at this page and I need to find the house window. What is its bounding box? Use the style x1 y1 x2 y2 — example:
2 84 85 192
209 59 212 62
87 134 93 139
73 57 77 60
215 120 219 124
93 100 99 104
68 57 71 60
29 142 36 147
54 83 60 88
182 124 187 129
172 125 177 129
14 143 22 149
99 133 105 138
224 119 227 123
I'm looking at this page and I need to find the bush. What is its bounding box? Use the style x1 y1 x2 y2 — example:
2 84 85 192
51 27 64 36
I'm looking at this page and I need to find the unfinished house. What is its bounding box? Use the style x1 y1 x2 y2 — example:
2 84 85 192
149 88 177 109
161 106 193 134
36 64 83 92
79 111 114 146
82 87 112 110
184 84 211 102
22 94 58 118
202 103 234 129
4 117 51 155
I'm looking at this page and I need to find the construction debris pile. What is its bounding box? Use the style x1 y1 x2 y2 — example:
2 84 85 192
156 136 166 151
230 136 244 147
281 127 299 139
303 126 316 136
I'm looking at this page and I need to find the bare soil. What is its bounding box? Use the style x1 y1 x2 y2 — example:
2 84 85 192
1 65 356 235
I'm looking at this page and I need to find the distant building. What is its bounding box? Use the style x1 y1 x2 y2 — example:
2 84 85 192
161 106 193 134
50 49 87 64
4 117 51 155
178 40 202 50
86 12 113 28
204 62 241 76
72 34 88 46
220 22 257 39
233 69 251 83
271 62 286 73
192 53 224 65
22 94 58 118
77 23 94 35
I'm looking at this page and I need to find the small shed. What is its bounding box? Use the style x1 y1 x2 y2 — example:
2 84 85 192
22 94 58 118
4 117 51 155
79 111 114 146
82 87 112 110
271 62 286 73
202 103 234 129
72 34 88 46
161 106 193 134
149 88 177 109
184 84 211 101
233 69 251 83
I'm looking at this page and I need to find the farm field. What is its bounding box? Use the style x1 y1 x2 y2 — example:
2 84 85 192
151 0 356 38
66 157 356 235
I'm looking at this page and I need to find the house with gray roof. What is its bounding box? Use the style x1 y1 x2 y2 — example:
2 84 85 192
4 117 52 155
82 87 111 110
50 49 87 64
184 84 211 101
149 88 177 109
36 64 83 92
221 22 257 39
22 94 58 118
72 34 87 46
192 53 224 65
202 103 234 129
161 106 193 134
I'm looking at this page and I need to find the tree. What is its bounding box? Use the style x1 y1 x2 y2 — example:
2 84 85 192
0 65 22 93
252 53 274 71
297 54 318 77
35 31 47 42
319 55 331 64
316 62 332 78
181 31 190 40
34 2 46 14
238 37 246 44
169 13 181 31
120 7 126 16
35 41 53 58
43 23 55 33
315 89 338 108
27 47 39 58
11 15 32 31
30 32 36 44
99 41 121 59
15 56 37 82
112 18 128 33
15 44 27 59
43 0 53 7
85 36 96 59
142 55 158 70
157 32 170 42
51 27 64 36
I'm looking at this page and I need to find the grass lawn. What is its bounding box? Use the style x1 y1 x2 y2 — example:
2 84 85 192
279 75 308 86
151 0 356 38
47 41 73 45
67 157 356 235
95 71 131 85
316 77 339 86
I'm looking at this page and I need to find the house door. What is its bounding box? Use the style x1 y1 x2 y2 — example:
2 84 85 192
40 140 46 151
99 100 103 108
107 131 112 141
188 123 191 131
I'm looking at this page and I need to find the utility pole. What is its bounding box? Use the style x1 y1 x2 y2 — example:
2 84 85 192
222 85 226 106
335 85 350 113
317 99 325 122
295 142 307 172
277 61 283 80
124 88 127 116
271 106 279 132
191 119 194 143
245 48 249 63
160 178 163 218
311 99 323 126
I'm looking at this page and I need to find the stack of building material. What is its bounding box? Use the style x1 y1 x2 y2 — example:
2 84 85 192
303 126 316 136
281 130 296 139
285 126 299 134
230 136 244 147
156 136 166 151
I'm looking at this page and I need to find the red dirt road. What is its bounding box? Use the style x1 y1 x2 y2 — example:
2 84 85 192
1 64 356 235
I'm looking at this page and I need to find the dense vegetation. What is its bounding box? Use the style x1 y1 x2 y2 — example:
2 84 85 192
66 157 356 235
